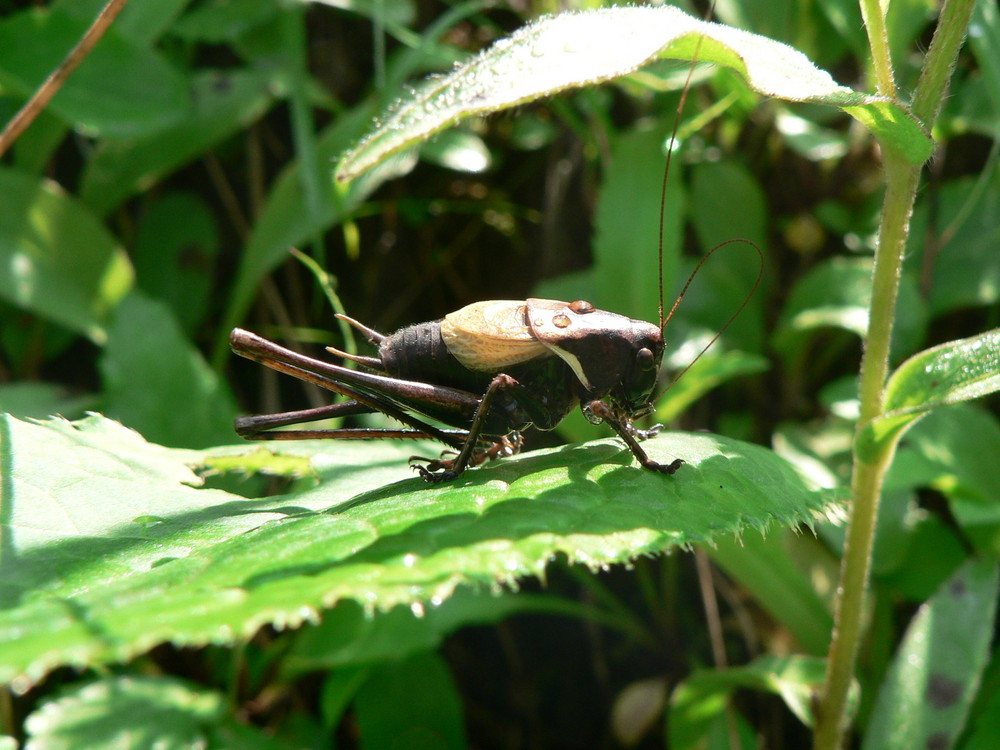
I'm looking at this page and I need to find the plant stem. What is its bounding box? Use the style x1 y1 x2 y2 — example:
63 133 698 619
858 0 896 97
813 151 919 750
814 0 978 747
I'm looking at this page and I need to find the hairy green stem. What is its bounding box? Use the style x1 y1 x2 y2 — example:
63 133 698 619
814 158 920 750
814 0 978 747
858 0 896 97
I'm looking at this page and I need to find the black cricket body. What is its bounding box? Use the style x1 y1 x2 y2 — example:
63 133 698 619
230 12 758 482
230 297 679 482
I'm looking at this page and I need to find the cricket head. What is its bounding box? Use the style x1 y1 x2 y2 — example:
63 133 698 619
526 299 664 414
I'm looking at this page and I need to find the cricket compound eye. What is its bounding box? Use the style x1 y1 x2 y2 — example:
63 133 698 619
569 300 595 314
636 347 655 371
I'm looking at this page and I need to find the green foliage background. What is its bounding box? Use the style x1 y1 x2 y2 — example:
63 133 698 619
1 0 998 747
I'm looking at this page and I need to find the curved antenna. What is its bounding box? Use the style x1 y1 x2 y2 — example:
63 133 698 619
658 2 716 329
662 239 765 390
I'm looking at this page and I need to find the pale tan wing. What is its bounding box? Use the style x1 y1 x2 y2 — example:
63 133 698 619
441 300 549 371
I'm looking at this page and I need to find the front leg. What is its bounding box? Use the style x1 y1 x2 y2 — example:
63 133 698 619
584 400 683 475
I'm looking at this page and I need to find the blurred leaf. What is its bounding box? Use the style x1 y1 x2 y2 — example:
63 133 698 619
856 328 1000 461
887 0 938 89
669 655 834 749
54 0 191 47
23 676 224 750
862 558 998 750
958 646 1000 750
99 293 238 449
0 413 840 687
217 103 417 364
420 128 491 173
774 256 927 358
871 509 970 602
170 0 282 44
612 677 666 748
320 666 370 730
283 588 610 682
963 0 1000 138
283 589 565 677
80 68 278 215
354 652 466 749
685 160 768 353
656 351 769 424
337 6 933 180
709 532 834 655
0 383 94 421
714 0 795 46
908 173 1000 316
311 0 417 28
0 7 189 138
593 125 683 322
0 168 134 343
8 109 68 174
775 108 850 161
889 405 1000 508
814 0 867 61
690 158 767 254
132 192 220 334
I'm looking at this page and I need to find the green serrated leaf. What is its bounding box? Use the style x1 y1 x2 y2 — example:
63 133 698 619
0 382 94 421
856 328 1000 460
907 172 1000 316
336 6 932 181
0 168 134 343
0 414 842 687
862 558 998 750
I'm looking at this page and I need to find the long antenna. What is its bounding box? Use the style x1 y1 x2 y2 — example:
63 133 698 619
658 3 716 329
663 239 765 390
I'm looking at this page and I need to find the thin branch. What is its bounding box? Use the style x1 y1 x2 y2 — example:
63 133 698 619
0 0 131 158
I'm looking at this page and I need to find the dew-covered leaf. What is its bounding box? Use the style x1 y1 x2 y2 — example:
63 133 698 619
337 6 932 181
856 328 1000 460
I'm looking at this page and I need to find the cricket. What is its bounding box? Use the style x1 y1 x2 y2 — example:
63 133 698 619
230 16 762 483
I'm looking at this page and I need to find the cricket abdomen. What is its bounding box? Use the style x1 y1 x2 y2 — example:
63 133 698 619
378 319 579 435
379 321 493 394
